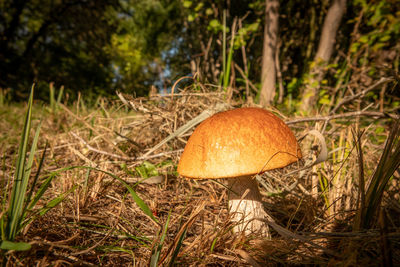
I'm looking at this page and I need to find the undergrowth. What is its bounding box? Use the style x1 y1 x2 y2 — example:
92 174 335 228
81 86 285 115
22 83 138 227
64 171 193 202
0 82 399 266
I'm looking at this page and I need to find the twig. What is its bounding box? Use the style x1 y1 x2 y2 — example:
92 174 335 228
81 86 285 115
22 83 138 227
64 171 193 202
137 149 184 161
150 92 223 98
71 131 183 162
170 76 194 100
286 110 397 125
330 77 395 114
71 132 133 161
234 63 259 93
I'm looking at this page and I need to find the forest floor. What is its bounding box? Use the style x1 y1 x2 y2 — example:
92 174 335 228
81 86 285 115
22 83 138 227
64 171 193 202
1 87 399 266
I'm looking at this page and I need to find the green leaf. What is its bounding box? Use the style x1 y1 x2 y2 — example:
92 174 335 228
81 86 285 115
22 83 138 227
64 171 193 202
319 97 331 105
247 22 260 32
311 81 319 88
372 43 385 52
379 35 391 42
194 2 203 12
359 35 369 43
375 127 385 134
27 173 56 212
209 19 220 29
0 240 31 251
350 42 360 53
182 1 192 8
205 8 213 16
135 161 159 179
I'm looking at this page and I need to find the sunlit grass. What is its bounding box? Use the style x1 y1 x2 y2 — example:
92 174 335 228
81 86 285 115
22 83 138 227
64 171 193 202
0 82 398 265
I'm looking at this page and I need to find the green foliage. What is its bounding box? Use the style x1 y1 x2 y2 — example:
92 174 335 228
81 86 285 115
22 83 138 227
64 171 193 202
135 161 159 178
1 0 398 105
0 86 74 263
3 86 40 242
318 89 331 106
105 0 183 96
208 19 228 34
0 0 118 100
351 1 400 54
234 20 260 49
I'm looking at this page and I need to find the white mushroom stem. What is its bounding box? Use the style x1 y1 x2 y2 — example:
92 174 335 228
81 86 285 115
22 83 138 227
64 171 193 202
227 176 270 237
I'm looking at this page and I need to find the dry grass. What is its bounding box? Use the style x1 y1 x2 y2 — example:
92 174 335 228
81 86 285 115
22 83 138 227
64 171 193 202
1 85 399 266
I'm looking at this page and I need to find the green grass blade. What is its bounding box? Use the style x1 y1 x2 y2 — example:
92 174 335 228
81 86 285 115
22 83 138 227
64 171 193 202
15 121 42 228
26 172 55 213
56 86 64 107
168 226 187 266
221 8 227 88
7 84 35 241
49 83 55 112
223 33 235 90
363 120 400 228
150 210 172 267
23 141 47 215
39 185 77 216
354 120 400 230
1 155 8 240
160 211 171 247
0 240 31 251
84 167 158 223
115 175 158 223
21 185 77 230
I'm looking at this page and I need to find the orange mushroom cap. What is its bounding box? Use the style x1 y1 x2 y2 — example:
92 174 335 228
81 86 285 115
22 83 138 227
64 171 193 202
178 107 302 179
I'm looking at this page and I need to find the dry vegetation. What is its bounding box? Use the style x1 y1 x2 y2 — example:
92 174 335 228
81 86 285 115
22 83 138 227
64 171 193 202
1 84 400 266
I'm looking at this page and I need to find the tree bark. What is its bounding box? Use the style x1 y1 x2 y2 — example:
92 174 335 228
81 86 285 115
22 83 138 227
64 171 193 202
260 0 279 107
300 0 347 112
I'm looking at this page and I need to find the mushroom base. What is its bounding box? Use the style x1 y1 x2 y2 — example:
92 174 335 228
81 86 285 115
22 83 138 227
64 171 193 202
227 176 270 237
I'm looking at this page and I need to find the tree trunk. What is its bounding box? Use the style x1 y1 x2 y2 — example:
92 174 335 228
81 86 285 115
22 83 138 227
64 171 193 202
300 0 347 112
260 0 279 107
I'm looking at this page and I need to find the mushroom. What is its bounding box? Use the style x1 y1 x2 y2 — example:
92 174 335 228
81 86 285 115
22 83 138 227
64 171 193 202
177 107 302 236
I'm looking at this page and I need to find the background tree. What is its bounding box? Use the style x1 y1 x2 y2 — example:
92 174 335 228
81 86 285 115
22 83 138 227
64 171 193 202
106 0 183 96
1 0 398 108
299 0 347 112
259 0 279 106
0 0 120 100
